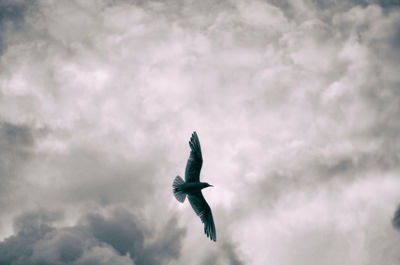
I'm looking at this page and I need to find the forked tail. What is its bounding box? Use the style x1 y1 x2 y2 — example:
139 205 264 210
172 175 186 203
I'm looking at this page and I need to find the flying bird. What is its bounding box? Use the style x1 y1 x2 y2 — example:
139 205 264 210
172 131 216 242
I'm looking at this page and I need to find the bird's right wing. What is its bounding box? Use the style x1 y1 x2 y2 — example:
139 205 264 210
188 191 216 241
185 131 203 183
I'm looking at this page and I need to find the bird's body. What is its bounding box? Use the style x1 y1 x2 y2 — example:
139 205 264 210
177 182 210 194
172 131 216 242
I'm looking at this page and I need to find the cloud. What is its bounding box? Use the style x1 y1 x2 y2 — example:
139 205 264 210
0 122 35 216
0 208 185 265
394 204 400 230
0 122 33 181
312 0 400 10
0 0 400 264
0 0 37 53
197 240 244 265
234 176 400 264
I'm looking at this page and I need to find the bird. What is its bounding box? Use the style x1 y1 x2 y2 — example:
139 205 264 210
172 131 216 242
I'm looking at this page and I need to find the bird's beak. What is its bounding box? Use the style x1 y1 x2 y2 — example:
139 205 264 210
210 185 214 187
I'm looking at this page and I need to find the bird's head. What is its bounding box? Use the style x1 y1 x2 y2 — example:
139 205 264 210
200 182 213 189
205 182 213 188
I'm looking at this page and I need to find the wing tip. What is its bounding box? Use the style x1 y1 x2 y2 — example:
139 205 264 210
191 131 199 141
208 232 216 242
189 131 201 152
204 222 216 242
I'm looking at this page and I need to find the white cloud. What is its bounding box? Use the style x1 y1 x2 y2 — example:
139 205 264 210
234 176 400 264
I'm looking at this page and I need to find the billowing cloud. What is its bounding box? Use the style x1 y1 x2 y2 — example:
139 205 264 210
1 0 400 264
0 208 184 265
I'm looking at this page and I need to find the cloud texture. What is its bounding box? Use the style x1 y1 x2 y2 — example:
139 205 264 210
0 209 184 265
1 0 400 264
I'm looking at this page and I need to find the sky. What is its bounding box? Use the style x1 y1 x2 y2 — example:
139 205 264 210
0 0 400 264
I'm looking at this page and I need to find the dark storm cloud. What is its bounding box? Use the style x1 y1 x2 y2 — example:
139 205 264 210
312 0 400 9
0 208 185 265
359 0 400 8
0 121 33 162
85 210 145 259
394 205 400 229
0 0 35 53
0 122 34 199
0 210 56 265
84 210 185 264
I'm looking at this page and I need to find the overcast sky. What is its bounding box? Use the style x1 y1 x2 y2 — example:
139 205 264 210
1 0 400 264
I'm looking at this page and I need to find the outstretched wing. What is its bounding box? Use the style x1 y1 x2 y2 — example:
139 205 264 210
185 131 203 183
188 191 216 241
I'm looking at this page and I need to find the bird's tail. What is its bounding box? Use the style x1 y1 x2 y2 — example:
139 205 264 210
172 175 186 203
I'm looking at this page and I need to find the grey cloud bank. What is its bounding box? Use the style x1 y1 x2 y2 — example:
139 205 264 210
0 0 400 264
0 208 184 265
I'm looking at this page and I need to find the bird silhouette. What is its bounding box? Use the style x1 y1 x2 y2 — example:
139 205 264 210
172 131 216 242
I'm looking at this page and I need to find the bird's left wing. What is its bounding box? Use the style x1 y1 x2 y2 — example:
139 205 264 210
188 191 216 241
